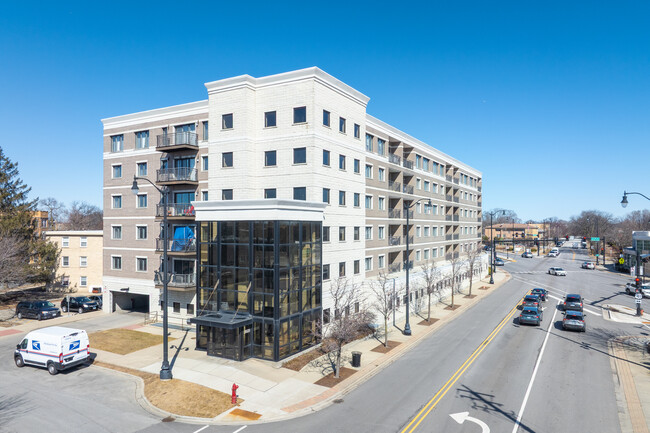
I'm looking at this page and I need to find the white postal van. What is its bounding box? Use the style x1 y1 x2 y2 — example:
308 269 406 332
14 327 90 375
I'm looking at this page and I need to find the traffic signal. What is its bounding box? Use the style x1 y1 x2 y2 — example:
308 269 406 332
565 235 569 240
583 237 586 241
636 277 641 289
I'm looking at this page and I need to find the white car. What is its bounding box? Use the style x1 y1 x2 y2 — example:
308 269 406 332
625 282 650 297
547 252 557 257
548 267 567 276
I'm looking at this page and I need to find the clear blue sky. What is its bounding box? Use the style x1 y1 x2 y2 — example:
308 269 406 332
1 1 648 221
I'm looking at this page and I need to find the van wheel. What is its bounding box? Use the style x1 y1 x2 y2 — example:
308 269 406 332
78 307 84 314
17 312 22 319
15 355 24 368
47 362 58 375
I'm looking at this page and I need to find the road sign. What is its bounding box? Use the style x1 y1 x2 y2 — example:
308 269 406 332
619 258 625 265
636 299 642 304
591 237 600 241
636 293 643 300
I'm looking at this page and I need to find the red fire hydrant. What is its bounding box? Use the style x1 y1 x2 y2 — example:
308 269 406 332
231 383 239 404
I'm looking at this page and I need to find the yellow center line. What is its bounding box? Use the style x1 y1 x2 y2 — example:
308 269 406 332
400 299 523 433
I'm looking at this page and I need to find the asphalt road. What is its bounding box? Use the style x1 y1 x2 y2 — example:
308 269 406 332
1 247 643 433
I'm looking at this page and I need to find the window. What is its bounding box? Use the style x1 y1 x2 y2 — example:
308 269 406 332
424 181 430 191
323 150 330 166
378 197 385 210
424 226 430 237
354 193 360 207
173 302 180 313
365 257 372 271
353 159 360 173
202 191 209 201
339 227 346 241
365 164 372 179
377 138 385 155
354 260 360 274
365 226 372 240
416 226 421 237
339 262 346 277
135 131 149 149
323 188 330 204
112 226 122 240
366 134 373 152
222 152 233 167
264 188 276 199
80 237 87 248
293 187 306 201
416 250 421 261
339 155 346 170
416 155 422 169
323 265 330 281
354 226 360 241
202 121 209 140
378 226 385 239
80 256 87 267
323 226 330 242
199 156 207 172
80 276 87 287
136 257 147 272
323 110 330 127
294 147 306 164
62 237 69 247
264 111 276 127
424 249 430 260
264 150 276 167
137 194 147 208
354 123 360 139
378 168 385 181
137 162 148 176
112 256 122 270
378 255 385 269
339 191 346 206
137 225 147 240
423 158 430 171
112 195 122 209
222 189 233 200
187 304 195 315
339 117 346 133
293 106 307 124
111 135 123 152
222 113 233 129
112 165 122 179
416 178 421 190
62 256 69 267
365 195 372 209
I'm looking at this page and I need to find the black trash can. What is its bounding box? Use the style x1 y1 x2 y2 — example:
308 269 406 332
351 351 362 368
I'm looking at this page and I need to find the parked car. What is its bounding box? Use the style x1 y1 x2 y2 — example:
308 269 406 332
531 288 547 301
60 296 99 314
562 310 586 332
562 294 583 312
494 258 505 266
521 252 533 258
519 306 543 326
582 262 595 269
547 252 557 257
548 267 567 276
88 295 103 308
625 282 650 297
15 327 90 375
521 294 541 309
15 301 61 321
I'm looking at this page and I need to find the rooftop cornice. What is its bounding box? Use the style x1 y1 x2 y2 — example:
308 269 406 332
101 100 208 129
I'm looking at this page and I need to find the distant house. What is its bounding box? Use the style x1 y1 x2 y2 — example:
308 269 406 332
45 230 103 293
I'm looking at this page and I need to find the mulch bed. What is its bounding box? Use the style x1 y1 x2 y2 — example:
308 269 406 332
464 294 477 299
282 347 325 371
479 286 490 290
445 305 461 310
371 340 402 353
418 318 439 326
315 367 357 387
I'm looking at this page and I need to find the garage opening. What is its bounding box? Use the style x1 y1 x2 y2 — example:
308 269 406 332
111 291 150 313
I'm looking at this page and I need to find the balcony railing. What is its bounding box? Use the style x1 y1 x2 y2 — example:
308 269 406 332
388 181 401 192
445 215 452 221
445 234 453 240
405 235 414 244
453 197 459 203
453 234 459 240
156 132 198 149
156 237 196 253
404 260 413 270
156 203 195 218
453 177 459 185
446 175 452 181
445 195 453 201
155 271 196 288
388 263 401 274
388 154 401 165
402 159 414 170
478 186 482 192
452 215 459 221
402 185 414 194
157 167 197 183
446 253 453 260
477 217 482 222
389 236 401 246
477 201 482 207
389 209 401 218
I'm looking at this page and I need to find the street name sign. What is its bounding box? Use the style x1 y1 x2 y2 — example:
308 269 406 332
591 237 600 241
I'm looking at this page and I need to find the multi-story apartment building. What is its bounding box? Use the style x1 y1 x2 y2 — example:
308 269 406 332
102 67 483 362
45 230 103 292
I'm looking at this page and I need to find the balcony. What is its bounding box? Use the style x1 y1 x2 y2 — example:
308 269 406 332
445 195 453 201
453 234 459 240
405 235 414 244
156 237 196 254
446 175 452 182
389 236 401 246
446 234 453 240
389 209 401 219
388 154 402 165
156 132 198 151
452 215 459 221
402 159 414 170
404 260 413 270
445 215 452 221
157 167 198 184
453 197 459 203
155 271 196 290
477 201 482 207
402 184 414 194
156 203 196 219
477 217 482 222
453 177 459 185
388 263 401 274
478 186 482 192
388 181 401 192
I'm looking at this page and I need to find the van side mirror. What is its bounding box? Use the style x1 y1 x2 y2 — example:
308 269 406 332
16 344 20 350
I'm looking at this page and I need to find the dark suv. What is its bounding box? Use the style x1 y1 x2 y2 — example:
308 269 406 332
15 301 61 321
562 294 583 312
88 295 103 308
60 296 99 314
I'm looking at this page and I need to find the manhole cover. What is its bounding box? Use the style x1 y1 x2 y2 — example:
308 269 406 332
162 416 175 423
333 399 344 404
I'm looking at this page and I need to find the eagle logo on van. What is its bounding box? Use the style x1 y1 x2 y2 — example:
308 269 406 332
69 340 80 351
32 341 40 351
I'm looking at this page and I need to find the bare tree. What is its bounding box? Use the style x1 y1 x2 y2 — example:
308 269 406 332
448 255 467 308
318 277 374 378
465 244 482 297
0 234 28 290
421 260 441 322
369 272 393 347
38 197 65 230
64 201 103 230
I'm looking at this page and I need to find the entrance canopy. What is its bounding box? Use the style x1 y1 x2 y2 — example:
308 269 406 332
189 311 253 330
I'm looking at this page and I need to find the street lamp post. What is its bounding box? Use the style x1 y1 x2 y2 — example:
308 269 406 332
131 175 173 380
621 191 650 316
403 198 432 336
486 210 505 284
